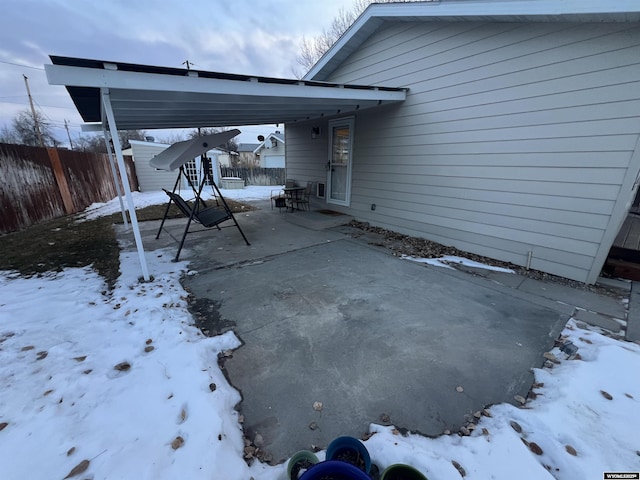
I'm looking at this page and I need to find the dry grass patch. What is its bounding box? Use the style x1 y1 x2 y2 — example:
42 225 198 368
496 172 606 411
0 199 254 288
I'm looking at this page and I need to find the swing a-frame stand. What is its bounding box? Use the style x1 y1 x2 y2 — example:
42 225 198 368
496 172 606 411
151 130 250 262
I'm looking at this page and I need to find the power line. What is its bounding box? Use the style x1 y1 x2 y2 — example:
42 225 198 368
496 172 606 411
0 99 28 106
0 99 78 111
0 59 45 70
33 98 54 122
0 101 82 128
48 119 82 126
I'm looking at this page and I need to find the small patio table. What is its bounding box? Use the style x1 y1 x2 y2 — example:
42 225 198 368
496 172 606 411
283 186 306 212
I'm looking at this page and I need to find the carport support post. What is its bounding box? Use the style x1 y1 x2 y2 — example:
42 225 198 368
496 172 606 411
102 128 129 229
101 90 150 282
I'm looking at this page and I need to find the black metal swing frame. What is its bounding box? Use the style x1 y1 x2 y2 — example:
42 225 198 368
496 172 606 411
155 155 250 261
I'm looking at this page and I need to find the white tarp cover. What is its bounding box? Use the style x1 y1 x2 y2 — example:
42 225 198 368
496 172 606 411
149 129 240 171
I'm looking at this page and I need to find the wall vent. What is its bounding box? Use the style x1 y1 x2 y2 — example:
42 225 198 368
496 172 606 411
317 182 326 199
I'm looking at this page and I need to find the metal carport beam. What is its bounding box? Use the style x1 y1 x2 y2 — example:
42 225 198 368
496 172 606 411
44 60 407 129
100 102 128 229
101 89 150 281
45 63 405 100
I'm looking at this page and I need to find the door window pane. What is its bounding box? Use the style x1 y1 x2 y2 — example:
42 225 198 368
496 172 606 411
332 126 349 166
328 118 353 207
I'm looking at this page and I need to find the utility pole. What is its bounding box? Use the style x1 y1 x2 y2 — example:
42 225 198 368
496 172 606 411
64 119 74 149
23 74 45 147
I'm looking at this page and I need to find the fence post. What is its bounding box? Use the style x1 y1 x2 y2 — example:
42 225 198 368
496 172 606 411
47 147 75 214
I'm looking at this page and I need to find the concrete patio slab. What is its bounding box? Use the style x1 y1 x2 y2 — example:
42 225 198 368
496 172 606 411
573 309 622 333
183 237 568 463
117 202 629 463
484 270 528 290
517 277 627 319
116 202 346 271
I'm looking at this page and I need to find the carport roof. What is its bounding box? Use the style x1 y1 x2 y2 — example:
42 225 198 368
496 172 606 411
45 56 407 130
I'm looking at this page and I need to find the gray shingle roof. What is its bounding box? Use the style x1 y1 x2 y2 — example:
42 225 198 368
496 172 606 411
237 143 260 152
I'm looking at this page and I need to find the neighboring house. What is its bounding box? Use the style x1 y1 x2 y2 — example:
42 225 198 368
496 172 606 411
217 150 237 167
284 0 640 284
255 131 285 168
237 143 260 167
129 139 225 192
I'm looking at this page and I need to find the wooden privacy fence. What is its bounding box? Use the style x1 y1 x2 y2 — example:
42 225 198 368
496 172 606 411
219 166 285 186
0 143 138 234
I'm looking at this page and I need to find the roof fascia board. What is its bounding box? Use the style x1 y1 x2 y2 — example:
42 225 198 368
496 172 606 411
379 0 640 17
81 123 104 132
128 139 171 147
45 64 406 102
266 132 285 143
304 7 382 81
304 0 640 81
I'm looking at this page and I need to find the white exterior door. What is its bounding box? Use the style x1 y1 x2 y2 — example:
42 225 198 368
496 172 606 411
327 117 354 207
182 154 218 189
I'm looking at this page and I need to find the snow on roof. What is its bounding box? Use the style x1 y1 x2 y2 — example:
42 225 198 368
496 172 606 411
270 131 284 142
128 139 171 148
253 131 285 154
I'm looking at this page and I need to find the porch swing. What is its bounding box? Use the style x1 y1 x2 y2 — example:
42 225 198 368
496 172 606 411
151 130 250 261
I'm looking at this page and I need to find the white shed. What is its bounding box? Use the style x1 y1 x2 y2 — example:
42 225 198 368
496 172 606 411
128 140 175 192
129 139 225 192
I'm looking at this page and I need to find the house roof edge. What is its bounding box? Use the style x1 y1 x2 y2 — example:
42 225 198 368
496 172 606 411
304 0 640 81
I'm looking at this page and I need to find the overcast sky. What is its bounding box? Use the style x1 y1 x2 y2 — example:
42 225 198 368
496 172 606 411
0 0 355 145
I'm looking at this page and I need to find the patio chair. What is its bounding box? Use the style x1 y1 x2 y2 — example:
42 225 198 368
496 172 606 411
271 179 296 210
166 190 231 228
161 189 250 261
294 181 313 211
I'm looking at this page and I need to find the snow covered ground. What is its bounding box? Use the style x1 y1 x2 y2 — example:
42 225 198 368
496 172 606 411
79 186 277 221
402 254 516 273
1 191 639 479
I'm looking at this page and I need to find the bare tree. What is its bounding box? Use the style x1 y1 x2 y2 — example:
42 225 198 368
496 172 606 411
0 124 20 144
74 130 148 153
157 131 188 145
74 134 107 153
118 129 148 148
9 109 60 147
295 0 424 76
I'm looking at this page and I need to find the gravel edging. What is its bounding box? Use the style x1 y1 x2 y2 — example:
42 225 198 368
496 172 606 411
347 220 621 297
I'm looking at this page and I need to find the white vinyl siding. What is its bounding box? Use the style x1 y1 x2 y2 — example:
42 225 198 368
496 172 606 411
129 142 177 192
286 126 329 187
259 141 286 168
131 142 224 191
288 21 640 283
263 155 285 168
